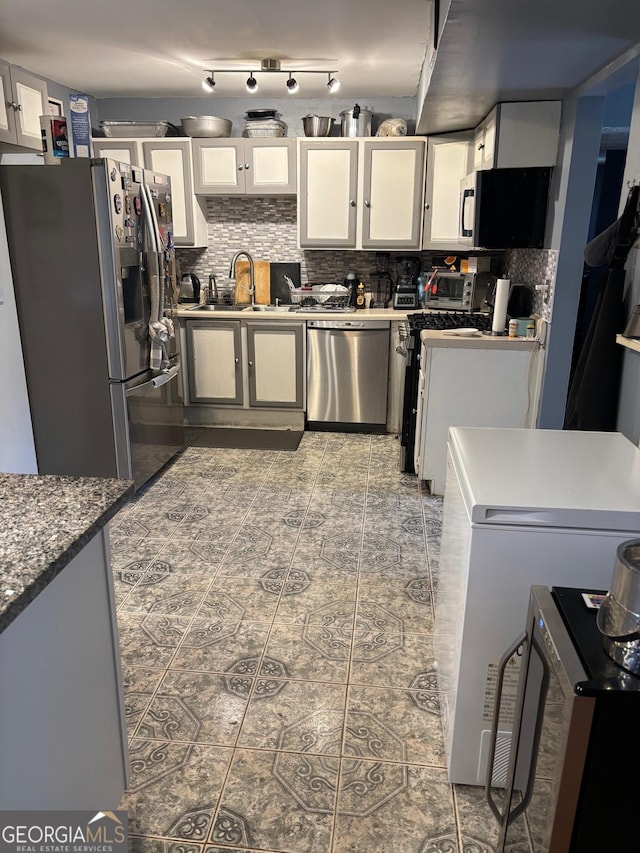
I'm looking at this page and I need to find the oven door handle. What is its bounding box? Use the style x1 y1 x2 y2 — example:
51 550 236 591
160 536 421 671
485 632 527 823
126 364 179 396
505 631 550 826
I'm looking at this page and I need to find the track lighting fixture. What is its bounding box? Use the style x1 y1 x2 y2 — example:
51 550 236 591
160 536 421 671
201 59 339 95
327 74 340 93
201 74 216 93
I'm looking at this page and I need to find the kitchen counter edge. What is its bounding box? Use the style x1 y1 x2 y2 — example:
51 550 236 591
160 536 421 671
176 306 413 321
0 474 133 633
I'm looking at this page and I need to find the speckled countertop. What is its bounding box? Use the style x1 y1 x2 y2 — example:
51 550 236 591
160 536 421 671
0 474 133 634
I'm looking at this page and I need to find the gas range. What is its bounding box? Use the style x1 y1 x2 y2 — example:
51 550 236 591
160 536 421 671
406 311 492 331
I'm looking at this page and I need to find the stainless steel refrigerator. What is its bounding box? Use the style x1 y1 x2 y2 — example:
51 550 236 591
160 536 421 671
0 158 184 490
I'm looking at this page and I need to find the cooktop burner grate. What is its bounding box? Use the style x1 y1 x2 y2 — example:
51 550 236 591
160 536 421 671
407 311 492 331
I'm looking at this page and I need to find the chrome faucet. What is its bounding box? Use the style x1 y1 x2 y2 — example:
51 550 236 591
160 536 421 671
229 250 255 306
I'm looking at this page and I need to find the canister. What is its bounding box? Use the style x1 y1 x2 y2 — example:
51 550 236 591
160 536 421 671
340 104 372 137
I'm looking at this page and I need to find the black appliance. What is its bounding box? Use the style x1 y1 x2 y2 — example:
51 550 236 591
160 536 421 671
179 272 201 303
370 252 393 308
460 167 552 249
399 311 492 472
393 255 420 310
488 585 640 852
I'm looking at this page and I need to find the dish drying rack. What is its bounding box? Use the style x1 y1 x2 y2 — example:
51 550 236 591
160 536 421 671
285 276 352 308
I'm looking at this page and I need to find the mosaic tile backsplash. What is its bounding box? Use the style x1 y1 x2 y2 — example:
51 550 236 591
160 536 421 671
176 196 558 312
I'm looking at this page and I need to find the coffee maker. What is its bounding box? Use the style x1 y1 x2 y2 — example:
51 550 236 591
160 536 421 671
393 256 420 310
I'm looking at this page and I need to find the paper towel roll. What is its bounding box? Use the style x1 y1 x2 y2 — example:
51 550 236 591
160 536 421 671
492 278 511 334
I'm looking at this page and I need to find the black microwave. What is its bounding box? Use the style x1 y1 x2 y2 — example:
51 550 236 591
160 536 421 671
423 270 495 312
459 167 552 249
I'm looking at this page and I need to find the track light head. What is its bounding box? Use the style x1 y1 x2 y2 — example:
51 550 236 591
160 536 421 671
246 73 258 92
286 73 299 94
327 74 340 93
202 74 216 93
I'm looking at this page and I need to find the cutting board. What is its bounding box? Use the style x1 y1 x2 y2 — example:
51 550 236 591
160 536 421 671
270 262 301 305
234 260 270 305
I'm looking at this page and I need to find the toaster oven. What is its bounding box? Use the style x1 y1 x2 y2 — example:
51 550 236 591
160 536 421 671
423 270 495 312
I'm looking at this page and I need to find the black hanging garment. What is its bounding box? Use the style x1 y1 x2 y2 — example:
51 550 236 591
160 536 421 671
564 185 640 431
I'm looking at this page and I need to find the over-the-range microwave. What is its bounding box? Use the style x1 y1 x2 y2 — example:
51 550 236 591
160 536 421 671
459 167 552 249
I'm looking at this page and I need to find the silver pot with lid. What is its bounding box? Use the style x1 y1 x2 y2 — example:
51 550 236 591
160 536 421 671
597 539 640 674
340 104 372 137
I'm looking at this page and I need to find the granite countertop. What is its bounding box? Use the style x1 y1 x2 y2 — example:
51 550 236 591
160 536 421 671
0 474 133 633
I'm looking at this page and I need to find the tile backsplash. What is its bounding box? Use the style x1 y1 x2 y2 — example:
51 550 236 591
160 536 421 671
177 196 558 312
503 247 558 320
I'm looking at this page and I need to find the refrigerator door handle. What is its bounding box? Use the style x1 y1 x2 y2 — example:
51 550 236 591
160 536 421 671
504 631 550 827
485 632 527 823
126 364 179 397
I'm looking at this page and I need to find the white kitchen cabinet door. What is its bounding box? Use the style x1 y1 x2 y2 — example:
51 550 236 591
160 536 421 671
92 140 140 165
299 140 359 248
193 139 245 195
474 102 561 170
186 321 243 405
0 61 48 151
246 322 304 408
245 139 296 195
142 139 207 246
361 139 425 249
423 132 473 250
193 138 296 196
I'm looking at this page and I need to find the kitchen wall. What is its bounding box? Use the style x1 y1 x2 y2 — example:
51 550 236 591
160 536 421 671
95 96 417 139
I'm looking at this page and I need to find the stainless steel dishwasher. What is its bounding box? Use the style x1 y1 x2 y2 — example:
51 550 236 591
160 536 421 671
306 319 390 430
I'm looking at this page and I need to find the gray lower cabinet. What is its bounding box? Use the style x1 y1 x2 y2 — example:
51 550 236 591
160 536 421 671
185 319 305 410
0 529 128 809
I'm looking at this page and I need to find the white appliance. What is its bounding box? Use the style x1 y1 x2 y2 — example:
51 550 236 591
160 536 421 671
414 332 539 494
435 426 640 787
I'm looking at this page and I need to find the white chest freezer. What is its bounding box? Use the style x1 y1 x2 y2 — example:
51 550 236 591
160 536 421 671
435 426 640 787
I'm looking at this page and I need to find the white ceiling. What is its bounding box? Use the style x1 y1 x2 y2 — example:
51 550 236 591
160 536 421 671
0 0 430 100
1 0 640 133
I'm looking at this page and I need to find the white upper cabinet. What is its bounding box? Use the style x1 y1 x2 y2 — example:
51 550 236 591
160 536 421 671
0 61 48 151
92 137 208 247
299 138 426 250
423 132 473 250
474 101 562 170
192 138 296 196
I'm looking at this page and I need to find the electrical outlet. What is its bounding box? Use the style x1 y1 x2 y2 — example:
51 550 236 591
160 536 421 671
535 279 552 304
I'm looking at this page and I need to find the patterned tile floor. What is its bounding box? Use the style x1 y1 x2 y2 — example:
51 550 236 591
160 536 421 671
112 432 505 853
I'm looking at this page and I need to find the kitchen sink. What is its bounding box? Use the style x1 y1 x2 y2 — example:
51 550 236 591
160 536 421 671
188 303 248 312
251 305 295 312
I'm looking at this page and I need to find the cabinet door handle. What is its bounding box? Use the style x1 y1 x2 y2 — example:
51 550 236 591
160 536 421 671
477 143 485 150
364 200 371 208
244 163 250 170
425 203 430 210
234 357 239 364
238 164 244 171
248 361 253 368
350 199 356 207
